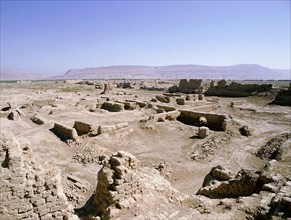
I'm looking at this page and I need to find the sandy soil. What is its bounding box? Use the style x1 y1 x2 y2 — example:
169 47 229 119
0 80 290 219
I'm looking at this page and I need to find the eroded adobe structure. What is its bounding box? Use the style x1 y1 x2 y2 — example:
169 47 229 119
178 110 229 131
168 79 203 94
0 133 74 220
270 83 291 106
83 151 181 220
89 151 142 219
197 162 291 218
206 80 273 97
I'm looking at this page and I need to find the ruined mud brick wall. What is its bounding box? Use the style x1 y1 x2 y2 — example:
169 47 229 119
228 82 273 93
197 163 289 202
168 79 203 93
230 100 247 107
53 123 79 141
149 111 180 122
206 81 273 97
256 133 291 160
197 169 260 198
101 101 125 112
176 97 185 105
98 122 129 134
270 88 291 106
73 121 96 136
101 83 113 94
156 104 176 112
178 110 228 130
0 133 72 220
90 151 143 219
190 104 218 112
115 101 137 110
156 95 170 103
135 101 147 108
163 93 182 97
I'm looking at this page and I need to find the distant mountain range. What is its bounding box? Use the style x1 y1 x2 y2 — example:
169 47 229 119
1 64 290 81
0 69 49 81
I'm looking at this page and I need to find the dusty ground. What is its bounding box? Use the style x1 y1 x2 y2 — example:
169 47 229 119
0 80 290 219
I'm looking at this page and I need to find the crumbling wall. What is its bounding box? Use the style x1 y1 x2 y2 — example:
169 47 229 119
0 132 73 220
53 123 79 141
168 79 203 94
73 121 96 136
190 104 218 112
156 104 176 112
270 86 291 106
178 110 228 131
149 111 180 122
256 133 291 160
206 81 273 97
89 151 143 219
230 100 247 107
101 101 124 112
197 163 287 199
98 122 129 134
101 84 113 94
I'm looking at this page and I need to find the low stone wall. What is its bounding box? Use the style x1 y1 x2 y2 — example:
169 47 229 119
53 123 79 141
178 110 228 131
73 121 96 136
101 101 124 112
270 90 291 106
30 114 48 125
149 111 180 122
230 100 247 107
156 95 169 103
0 133 73 220
98 122 129 134
190 104 218 112
206 81 273 97
156 104 177 112
135 101 147 108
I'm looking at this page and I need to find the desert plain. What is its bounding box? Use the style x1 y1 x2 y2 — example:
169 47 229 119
0 79 290 220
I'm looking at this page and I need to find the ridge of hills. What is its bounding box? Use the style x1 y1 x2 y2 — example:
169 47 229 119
1 64 290 81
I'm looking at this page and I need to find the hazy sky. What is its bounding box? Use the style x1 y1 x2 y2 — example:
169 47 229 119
0 0 290 74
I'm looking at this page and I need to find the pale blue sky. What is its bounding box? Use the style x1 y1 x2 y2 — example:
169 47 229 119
0 0 290 74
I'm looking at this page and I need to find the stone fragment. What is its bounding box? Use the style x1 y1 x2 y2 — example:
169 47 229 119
176 98 185 105
53 123 79 141
73 121 95 135
30 114 47 125
198 127 209 139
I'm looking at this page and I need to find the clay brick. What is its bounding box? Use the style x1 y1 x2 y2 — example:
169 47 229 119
46 195 57 203
18 204 33 213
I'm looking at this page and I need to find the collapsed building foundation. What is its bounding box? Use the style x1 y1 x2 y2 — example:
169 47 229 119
177 110 229 131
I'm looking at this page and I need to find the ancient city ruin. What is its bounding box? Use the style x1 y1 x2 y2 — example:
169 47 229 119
0 79 290 219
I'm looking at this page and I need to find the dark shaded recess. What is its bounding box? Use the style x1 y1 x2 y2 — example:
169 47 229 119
49 128 70 142
1 150 9 168
177 116 224 131
270 90 291 106
1 107 10 111
74 193 96 217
